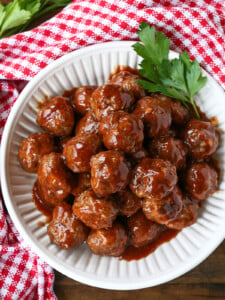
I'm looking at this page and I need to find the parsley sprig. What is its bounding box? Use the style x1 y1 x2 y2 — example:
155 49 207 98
133 22 207 119
0 0 73 38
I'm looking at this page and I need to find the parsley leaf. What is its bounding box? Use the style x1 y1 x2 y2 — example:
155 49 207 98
19 0 41 16
0 0 31 36
186 59 207 97
0 4 6 26
133 22 169 65
133 22 207 119
0 0 73 38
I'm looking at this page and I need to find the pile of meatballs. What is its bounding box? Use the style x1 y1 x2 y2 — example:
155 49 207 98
18 68 219 258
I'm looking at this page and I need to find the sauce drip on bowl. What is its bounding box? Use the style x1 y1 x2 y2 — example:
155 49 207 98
121 228 180 261
109 65 140 79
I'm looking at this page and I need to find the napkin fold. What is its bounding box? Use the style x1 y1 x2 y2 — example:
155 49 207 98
0 0 224 299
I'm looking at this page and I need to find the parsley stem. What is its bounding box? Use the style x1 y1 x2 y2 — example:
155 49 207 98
190 96 200 119
180 98 189 109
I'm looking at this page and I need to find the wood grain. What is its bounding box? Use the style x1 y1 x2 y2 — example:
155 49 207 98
54 240 225 300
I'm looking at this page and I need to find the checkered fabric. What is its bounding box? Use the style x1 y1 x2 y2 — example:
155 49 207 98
0 0 224 299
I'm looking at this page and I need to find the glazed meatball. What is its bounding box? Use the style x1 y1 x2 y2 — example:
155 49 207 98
18 132 57 173
148 136 187 169
166 196 199 230
47 203 89 249
133 97 172 137
75 110 99 135
72 86 97 115
87 221 128 256
58 136 72 152
72 190 119 229
151 93 189 125
37 96 75 136
35 180 66 207
185 163 218 201
99 111 144 153
130 158 177 199
62 87 77 100
108 70 146 99
71 172 91 196
116 187 142 217
38 152 72 199
127 210 162 247
184 119 218 159
170 100 189 125
126 148 148 166
142 186 183 225
63 134 101 173
91 151 130 197
90 84 134 121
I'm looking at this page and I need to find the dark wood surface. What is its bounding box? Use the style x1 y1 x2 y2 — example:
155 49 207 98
54 240 225 300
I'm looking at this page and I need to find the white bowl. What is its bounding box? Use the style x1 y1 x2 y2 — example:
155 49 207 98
1 41 225 290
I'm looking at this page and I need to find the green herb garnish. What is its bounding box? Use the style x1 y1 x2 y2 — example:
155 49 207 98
0 0 73 38
133 22 207 119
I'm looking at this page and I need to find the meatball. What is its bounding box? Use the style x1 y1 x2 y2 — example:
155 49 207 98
99 111 144 153
108 70 146 99
87 221 128 256
184 119 218 159
47 203 89 249
18 132 57 173
37 96 75 136
148 136 187 169
151 93 189 125
71 172 91 196
133 96 172 137
170 100 189 125
58 136 72 152
62 88 77 100
75 110 99 135
127 210 162 247
72 190 119 229
116 187 142 217
38 152 72 199
130 158 178 199
35 180 66 207
166 196 199 230
91 151 130 197
185 163 218 201
90 84 134 121
63 134 101 173
72 86 97 115
126 148 148 166
142 186 183 225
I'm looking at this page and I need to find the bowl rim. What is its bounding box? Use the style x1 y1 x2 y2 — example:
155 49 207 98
1 40 225 290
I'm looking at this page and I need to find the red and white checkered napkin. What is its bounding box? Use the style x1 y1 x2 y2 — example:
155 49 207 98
0 0 225 299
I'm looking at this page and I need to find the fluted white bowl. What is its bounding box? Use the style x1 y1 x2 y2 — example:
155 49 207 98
1 41 225 290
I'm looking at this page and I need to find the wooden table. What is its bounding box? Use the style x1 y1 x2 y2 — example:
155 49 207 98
54 240 225 300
